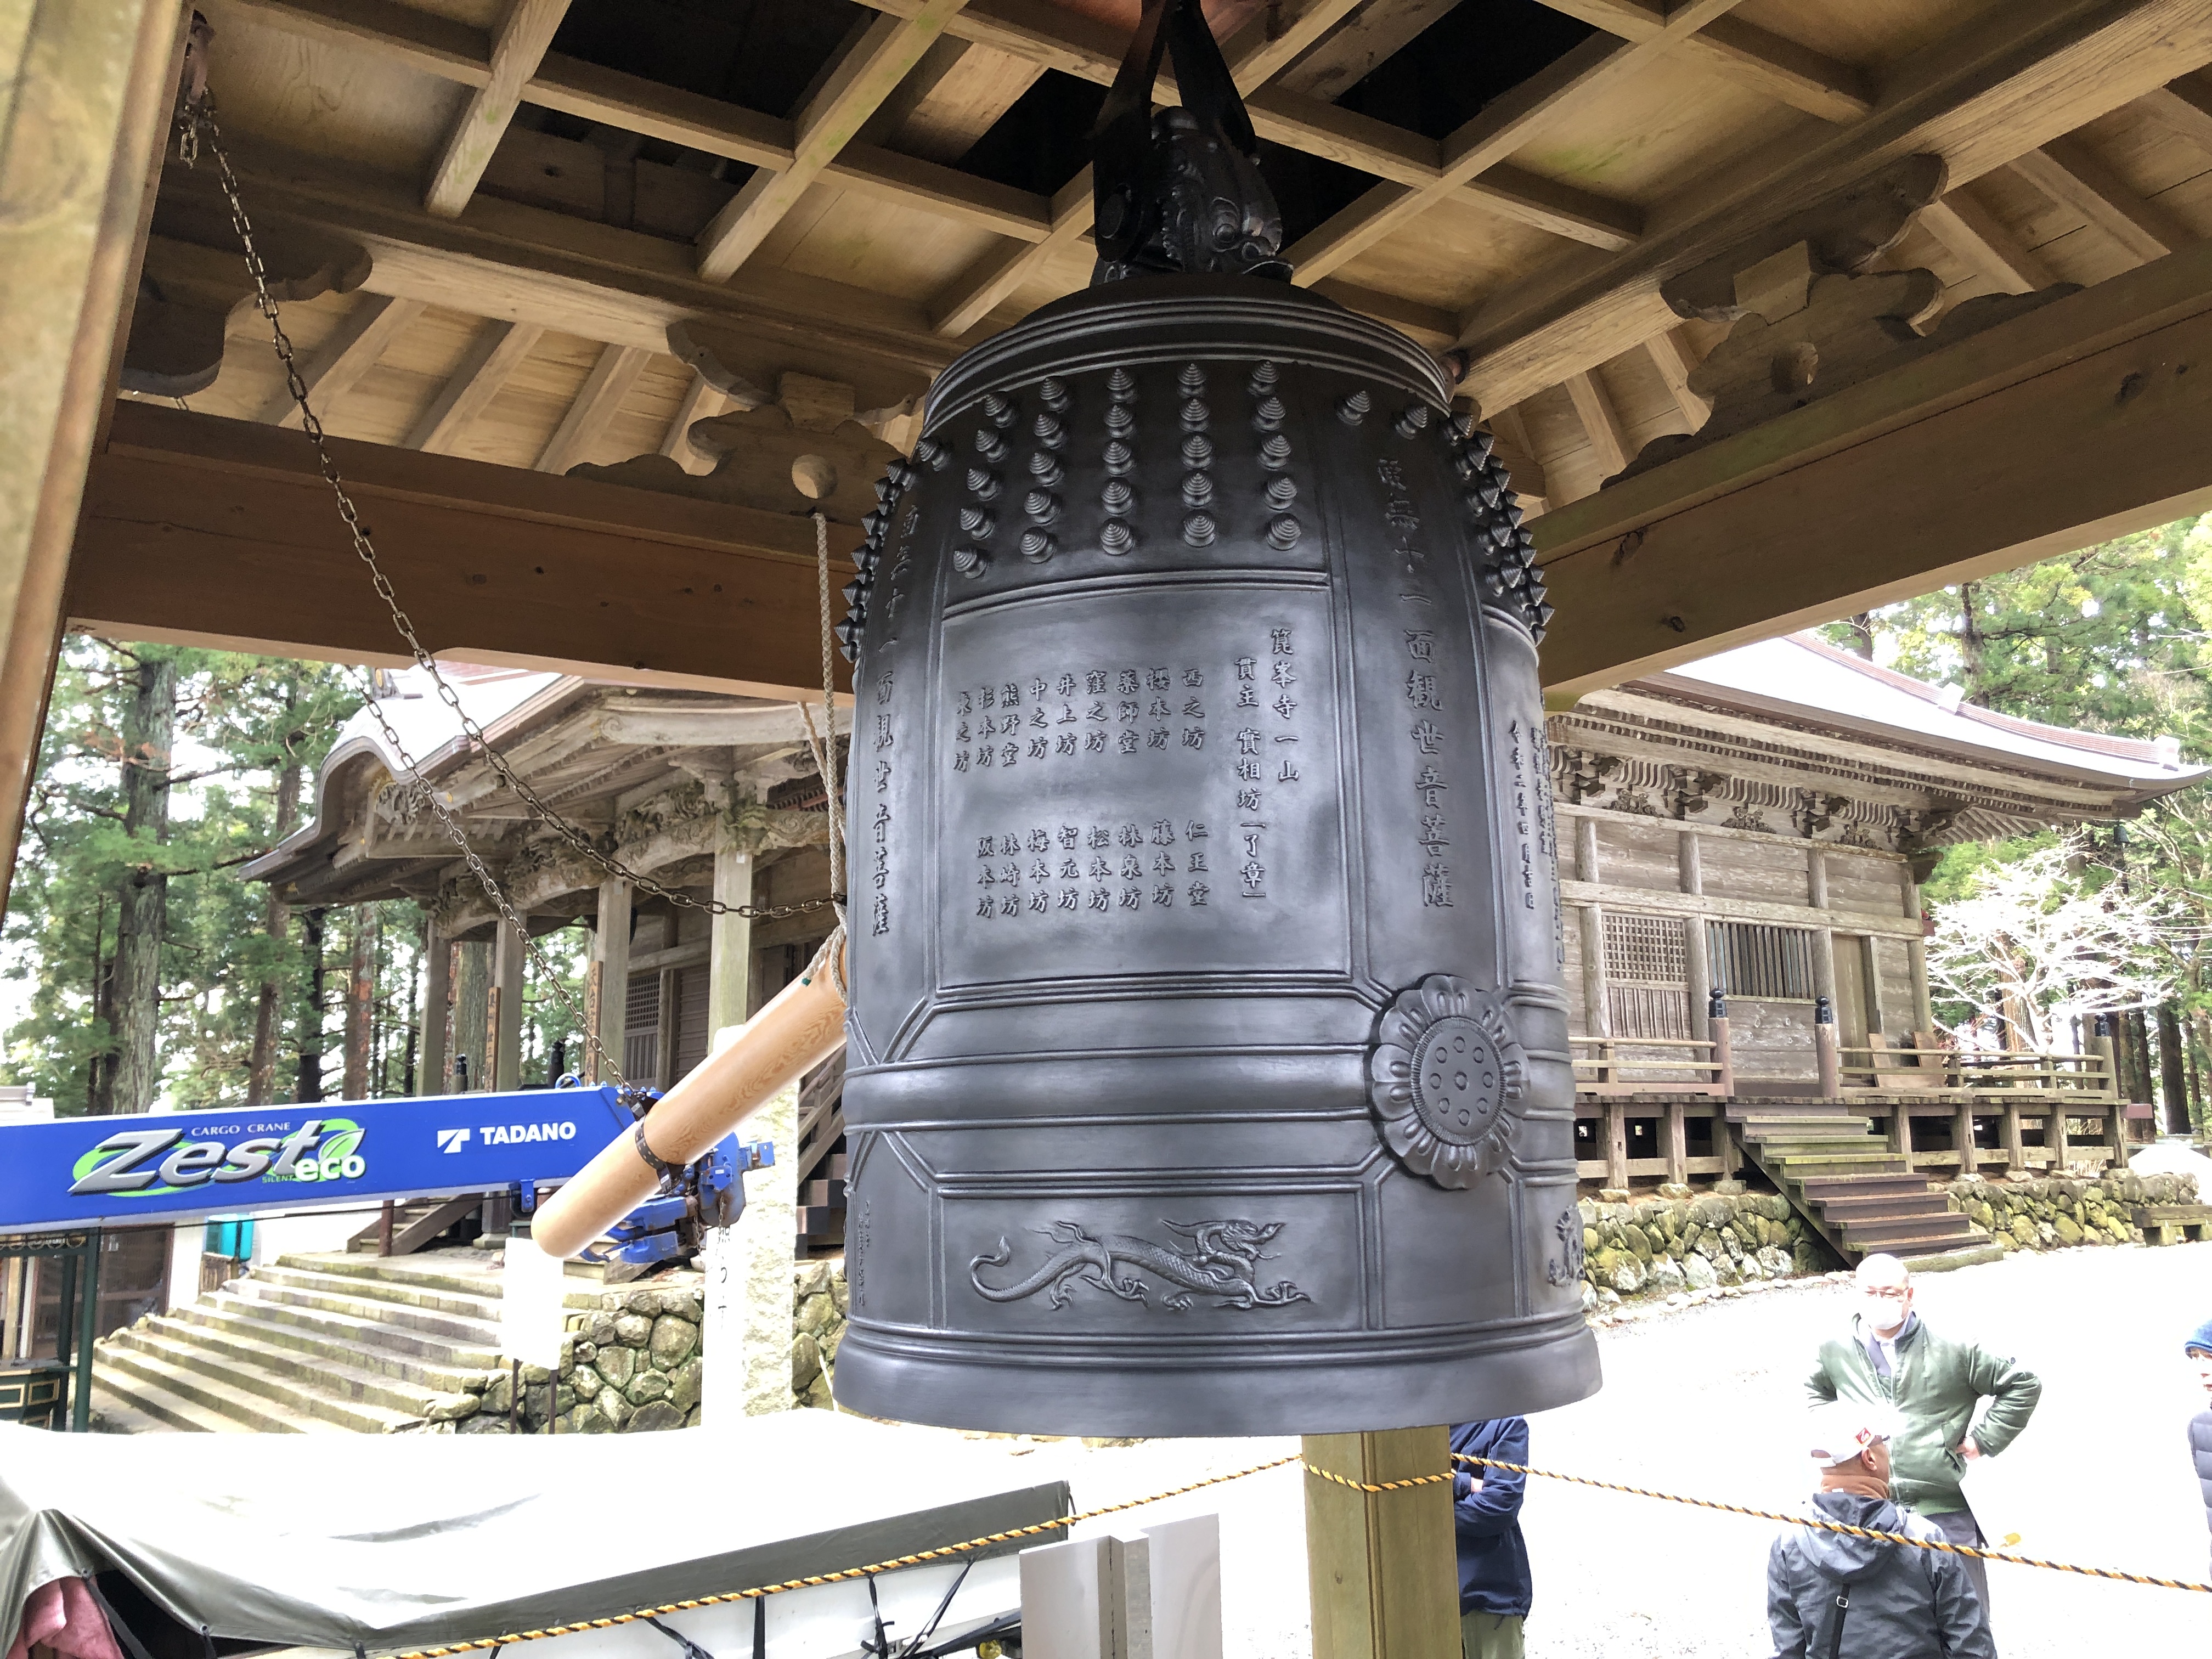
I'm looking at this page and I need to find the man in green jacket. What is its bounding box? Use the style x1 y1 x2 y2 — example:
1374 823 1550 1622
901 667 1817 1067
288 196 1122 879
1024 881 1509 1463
1805 1252 2041 1631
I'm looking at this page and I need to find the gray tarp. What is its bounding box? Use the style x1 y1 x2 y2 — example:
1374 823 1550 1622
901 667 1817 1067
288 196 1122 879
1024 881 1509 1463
0 1414 1068 1655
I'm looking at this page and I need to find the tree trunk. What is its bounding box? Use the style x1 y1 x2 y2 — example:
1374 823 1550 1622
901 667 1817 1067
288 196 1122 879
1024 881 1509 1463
1956 582 1985 704
342 908 373 1099
105 654 175 1113
402 931 421 1096
245 699 303 1107
2158 1002 2190 1136
294 907 326 1102
1839 613 1875 659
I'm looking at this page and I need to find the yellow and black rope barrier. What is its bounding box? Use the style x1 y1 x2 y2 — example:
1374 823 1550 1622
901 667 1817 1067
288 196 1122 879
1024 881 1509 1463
379 1445 2207 1658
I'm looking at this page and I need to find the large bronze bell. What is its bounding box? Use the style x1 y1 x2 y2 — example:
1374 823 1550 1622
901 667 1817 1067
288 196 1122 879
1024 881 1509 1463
828 0 1599 1436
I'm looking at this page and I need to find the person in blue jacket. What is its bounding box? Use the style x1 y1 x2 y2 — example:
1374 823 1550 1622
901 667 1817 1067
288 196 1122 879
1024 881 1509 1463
1449 1418 1531 1659
2187 1315 2212 1572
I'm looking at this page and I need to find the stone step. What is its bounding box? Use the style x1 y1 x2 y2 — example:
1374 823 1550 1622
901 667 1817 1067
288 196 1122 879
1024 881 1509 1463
1764 1150 1910 1174
144 1309 477 1408
95 1342 389 1432
281 1250 607 1310
1835 1211 1979 1246
1867 1228 1993 1260
1814 1193 1956 1223
91 1378 250 1435
238 1274 505 1345
1726 1101 1875 1121
258 1259 505 1322
107 1322 443 1425
180 1293 499 1382
217 1285 502 1368
1796 1173 1937 1200
1748 1139 1894 1163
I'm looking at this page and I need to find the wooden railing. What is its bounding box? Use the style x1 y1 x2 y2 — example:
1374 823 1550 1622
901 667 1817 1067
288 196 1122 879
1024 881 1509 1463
1836 1039 2116 1101
1571 1030 1732 1096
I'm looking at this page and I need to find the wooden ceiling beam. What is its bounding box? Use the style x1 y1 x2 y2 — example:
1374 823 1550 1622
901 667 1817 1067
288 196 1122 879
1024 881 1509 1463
1533 234 2212 697
70 403 855 697
424 0 571 218
224 0 492 84
254 294 425 428
1454 0 2212 413
929 168 1093 336
659 373 731 475
2137 77 2212 150
1534 0 1871 122
405 319 544 453
535 343 651 473
1644 328 1711 430
693 1 972 283
1563 368 1629 488
1919 190 2057 293
2010 137 2197 262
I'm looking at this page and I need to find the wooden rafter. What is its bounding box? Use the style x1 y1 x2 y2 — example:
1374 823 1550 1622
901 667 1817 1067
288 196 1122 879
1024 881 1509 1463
1535 0 1871 122
536 344 651 474
930 168 1093 337
424 0 570 218
658 373 731 475
2010 138 2197 263
406 319 543 453
1644 329 1709 431
1920 190 2057 294
1453 0 2212 413
694 1 972 284
255 293 425 428
2138 77 2212 150
1564 368 1629 485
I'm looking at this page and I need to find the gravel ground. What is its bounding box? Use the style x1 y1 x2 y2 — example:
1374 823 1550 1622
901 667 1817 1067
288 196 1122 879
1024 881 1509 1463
1013 1242 2212 1657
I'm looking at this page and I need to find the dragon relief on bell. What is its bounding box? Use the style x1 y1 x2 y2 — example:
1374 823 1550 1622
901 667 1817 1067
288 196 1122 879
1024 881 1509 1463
1368 974 1527 1188
969 1217 1312 1311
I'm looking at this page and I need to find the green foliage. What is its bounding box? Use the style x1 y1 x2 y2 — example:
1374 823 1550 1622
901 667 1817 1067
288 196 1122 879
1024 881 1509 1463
2 637 377 1111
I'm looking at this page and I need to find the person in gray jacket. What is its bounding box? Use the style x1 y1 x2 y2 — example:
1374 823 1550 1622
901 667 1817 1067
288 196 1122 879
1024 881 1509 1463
1767 1404 1995 1659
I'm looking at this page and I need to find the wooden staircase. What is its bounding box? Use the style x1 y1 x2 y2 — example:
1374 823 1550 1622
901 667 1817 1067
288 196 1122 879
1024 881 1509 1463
1726 1102 1995 1266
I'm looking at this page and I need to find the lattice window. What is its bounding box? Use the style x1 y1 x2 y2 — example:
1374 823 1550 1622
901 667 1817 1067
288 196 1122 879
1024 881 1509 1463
1709 920 1817 1000
623 973 659 1084
1602 912 1690 1040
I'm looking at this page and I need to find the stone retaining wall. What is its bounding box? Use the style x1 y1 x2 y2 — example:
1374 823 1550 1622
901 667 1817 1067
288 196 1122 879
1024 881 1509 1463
1946 1169 2198 1249
792 1257 848 1409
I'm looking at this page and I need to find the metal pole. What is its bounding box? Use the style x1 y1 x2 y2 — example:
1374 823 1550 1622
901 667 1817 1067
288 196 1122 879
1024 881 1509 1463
71 1233 100 1431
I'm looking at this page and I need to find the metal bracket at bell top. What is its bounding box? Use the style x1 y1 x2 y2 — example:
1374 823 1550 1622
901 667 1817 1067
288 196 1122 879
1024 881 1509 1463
1089 0 1291 286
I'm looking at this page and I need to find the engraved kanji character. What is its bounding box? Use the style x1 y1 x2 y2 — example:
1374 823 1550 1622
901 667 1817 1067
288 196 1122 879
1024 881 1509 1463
1087 670 1109 695
978 866 995 888
1272 693 1297 720
875 759 891 792
1061 858 1082 880
1235 656 1257 681
1000 834 1020 856
1029 738 1049 759
1119 701 1139 724
978 836 996 860
1420 814 1449 843
1057 673 1077 696
1058 888 1080 911
1002 742 1018 768
1405 630 1436 662
1089 888 1111 913
1184 820 1209 840
1183 668 1204 687
1271 627 1294 656
1090 856 1111 879
1237 761 1261 783
1405 672 1442 710
1031 677 1048 702
1410 719 1443 754
1148 727 1169 749
874 714 894 750
876 672 895 704
1150 819 1175 845
1029 889 1050 914
958 690 973 715
1088 826 1111 849
1423 864 1453 908
1415 765 1449 808
956 721 971 744
1237 685 1259 709
1153 852 1176 875
1120 887 1142 911
1118 823 1143 848
1376 458 1406 488
1000 893 1019 916
1237 788 1261 811
1001 863 1020 885
1183 697 1205 718
1031 707 1048 729
1059 825 1080 850
1182 727 1204 750
873 896 890 936
1121 854 1142 880
1058 703 1077 724
1120 730 1140 754
979 684 996 708
978 715 995 739
1147 667 1170 690
977 745 995 768
1002 681 1021 706
1240 826 1266 859
1189 850 1210 872
953 750 969 772
1271 659 1296 689
1278 760 1301 782
1056 733 1078 756
1188 881 1210 906
1240 861 1267 897
1237 728 1263 757
1153 884 1175 907
1026 828 1049 854
977 895 994 917
1119 669 1139 695
1031 859 1051 882
1087 701 1108 722
1149 697 1171 719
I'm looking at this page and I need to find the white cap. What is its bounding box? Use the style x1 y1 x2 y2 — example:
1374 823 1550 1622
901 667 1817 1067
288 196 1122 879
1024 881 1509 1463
1809 1402 1899 1466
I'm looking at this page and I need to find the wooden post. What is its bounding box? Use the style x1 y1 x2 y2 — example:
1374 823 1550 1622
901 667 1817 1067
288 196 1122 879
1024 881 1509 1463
1815 997 1839 1102
1711 1000 1734 1098
453 940 489 1091
1605 1101 1629 1190
421 923 450 1094
1892 1104 1917 1173
591 877 631 1084
2052 1103 2073 1172
492 919 524 1089
1663 1102 1688 1186
707 826 755 1040
2001 1102 2025 1174
1955 1104 1979 1176
0 0 190 919
377 1200 394 1257
1304 1427 1460 1659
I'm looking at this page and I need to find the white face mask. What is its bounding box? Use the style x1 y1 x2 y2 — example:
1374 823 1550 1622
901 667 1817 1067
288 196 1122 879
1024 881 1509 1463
1860 1295 1907 1334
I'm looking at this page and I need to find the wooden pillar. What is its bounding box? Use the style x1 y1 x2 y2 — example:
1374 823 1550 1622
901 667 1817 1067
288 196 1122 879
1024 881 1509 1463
1955 1103 1979 1176
656 965 679 1090
0 0 190 918
1304 1427 1460 1659
452 940 489 1091
421 924 450 1094
708 830 755 1040
492 922 524 1090
590 878 631 1085
1711 1008 1734 1098
1681 831 1711 1042
1581 905 1610 1046
1605 1101 1629 1189
1663 1102 1688 1185
2001 1103 2025 1173
1891 1104 1917 1172
1806 847 1829 909
342 909 373 1099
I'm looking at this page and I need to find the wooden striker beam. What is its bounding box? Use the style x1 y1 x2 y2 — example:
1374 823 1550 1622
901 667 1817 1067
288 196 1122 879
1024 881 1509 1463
69 403 856 698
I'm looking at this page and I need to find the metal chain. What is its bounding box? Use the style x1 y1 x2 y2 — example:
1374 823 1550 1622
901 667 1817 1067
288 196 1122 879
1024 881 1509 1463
173 93 842 928
796 511 848 998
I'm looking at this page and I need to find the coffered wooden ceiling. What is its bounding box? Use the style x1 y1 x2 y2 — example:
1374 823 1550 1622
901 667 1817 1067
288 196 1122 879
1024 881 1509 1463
136 0 2212 522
